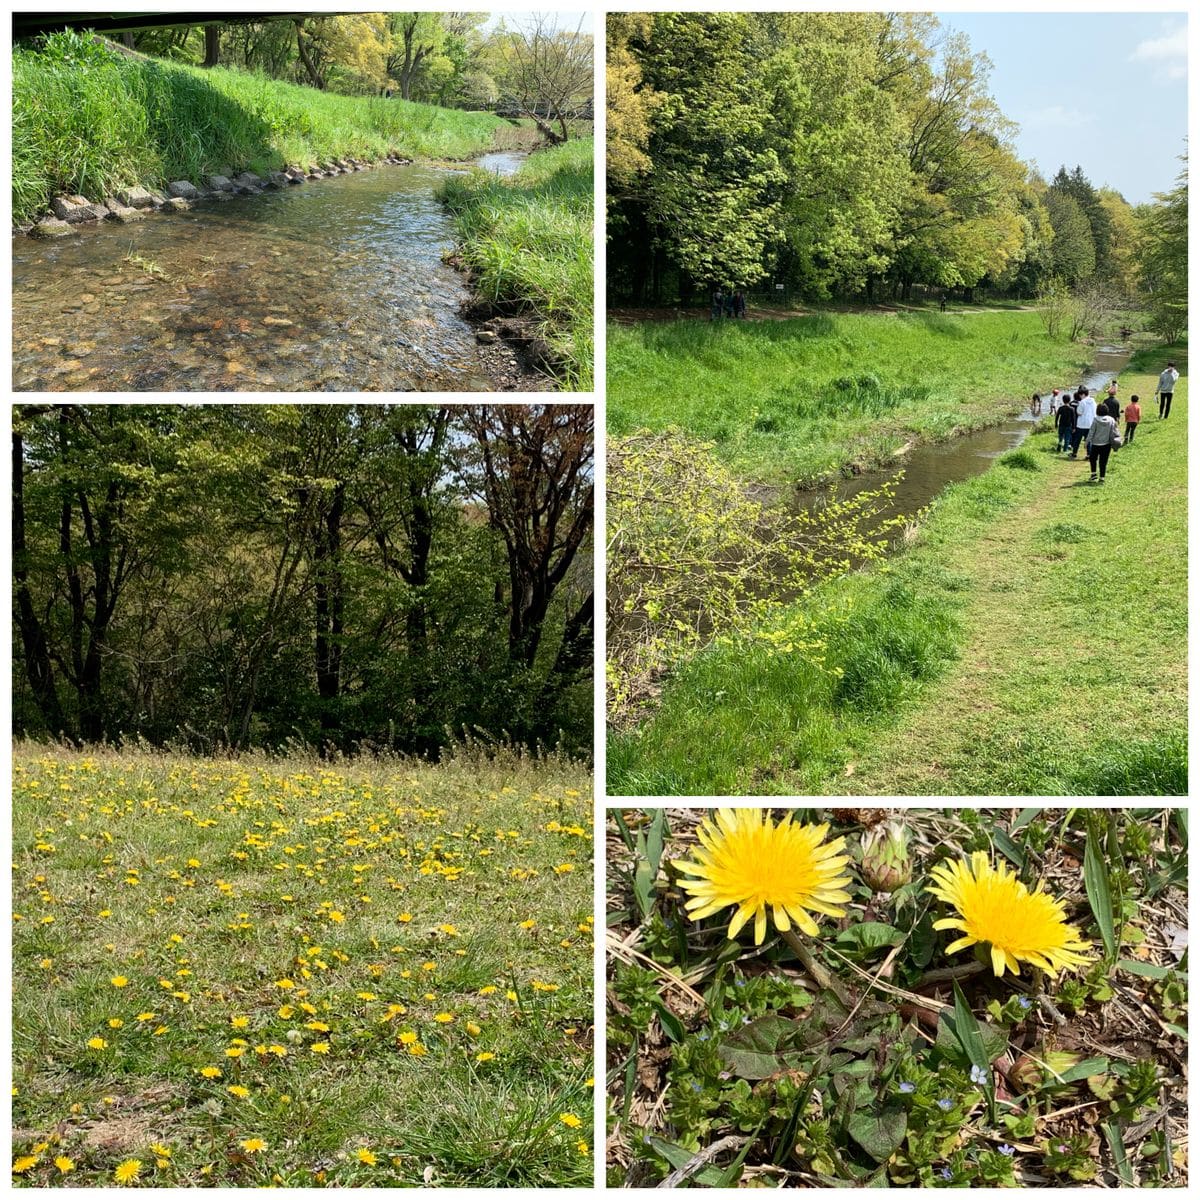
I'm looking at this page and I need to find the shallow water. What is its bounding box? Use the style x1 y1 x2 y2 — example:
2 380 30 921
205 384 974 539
809 347 1135 531
12 156 523 393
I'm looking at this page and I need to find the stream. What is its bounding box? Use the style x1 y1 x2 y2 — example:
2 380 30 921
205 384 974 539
11 153 525 392
806 346 1135 533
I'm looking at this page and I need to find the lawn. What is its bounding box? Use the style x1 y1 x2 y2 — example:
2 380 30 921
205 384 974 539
11 743 593 1187
608 311 1089 485
607 807 1188 1188
608 344 1186 796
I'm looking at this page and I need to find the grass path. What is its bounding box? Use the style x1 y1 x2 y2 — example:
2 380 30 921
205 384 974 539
825 350 1187 795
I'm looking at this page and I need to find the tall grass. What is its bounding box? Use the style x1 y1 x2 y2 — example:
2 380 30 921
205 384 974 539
608 311 1088 484
13 33 505 223
439 139 594 390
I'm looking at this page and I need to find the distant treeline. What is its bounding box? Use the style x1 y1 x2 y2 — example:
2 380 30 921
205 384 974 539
12 405 593 757
607 11 1185 323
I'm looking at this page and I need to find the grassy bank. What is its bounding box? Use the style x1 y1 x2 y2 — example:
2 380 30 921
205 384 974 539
12 744 593 1187
13 34 506 225
440 139 594 389
609 344 1186 796
608 311 1088 485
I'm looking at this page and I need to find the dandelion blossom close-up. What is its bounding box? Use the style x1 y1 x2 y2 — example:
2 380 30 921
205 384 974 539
927 852 1092 977
675 809 853 945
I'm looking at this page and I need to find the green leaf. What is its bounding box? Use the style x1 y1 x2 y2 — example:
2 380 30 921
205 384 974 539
1057 1056 1111 1084
1012 807 1041 833
1102 1121 1135 1186
846 1105 908 1163
645 808 666 876
1117 958 1174 980
718 1015 806 1080
835 922 903 953
654 1000 685 1044
646 1135 728 1186
992 828 1026 870
1084 821 1118 960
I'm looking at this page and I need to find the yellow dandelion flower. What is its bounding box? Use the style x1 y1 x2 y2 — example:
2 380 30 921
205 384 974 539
228 1085 250 1098
310 1042 331 1055
13 1155 39 1175
277 1005 295 1019
465 1022 481 1036
407 1042 427 1057
478 985 497 996
304 1021 330 1032
559 1113 582 1129
110 976 129 988
87 1036 108 1050
240 1138 267 1154
230 1016 250 1029
475 1051 495 1062
54 1156 75 1174
675 808 852 945
149 1144 171 1159
356 992 378 1001
225 1046 246 1058
108 1018 124 1028
927 852 1093 978
398 1030 418 1045
398 912 413 923
356 1149 377 1166
434 1013 453 1024
199 1065 222 1079
113 1158 142 1185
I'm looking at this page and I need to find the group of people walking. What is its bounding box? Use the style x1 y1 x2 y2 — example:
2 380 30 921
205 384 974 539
1034 362 1179 484
710 288 748 320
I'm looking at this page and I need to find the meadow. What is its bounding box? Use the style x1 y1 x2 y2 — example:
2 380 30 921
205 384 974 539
11 743 593 1187
440 138 595 389
609 344 1187 797
12 32 508 225
607 310 1089 485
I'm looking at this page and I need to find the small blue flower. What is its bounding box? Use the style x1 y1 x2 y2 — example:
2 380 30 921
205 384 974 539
937 1098 954 1112
1016 996 1032 1011
969 1064 988 1086
938 1167 952 1181
690 1082 702 1092
696 1030 709 1041
998 1144 1015 1157
735 978 747 988
898 1081 916 1094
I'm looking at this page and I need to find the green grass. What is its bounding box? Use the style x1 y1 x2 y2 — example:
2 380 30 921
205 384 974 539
13 34 507 224
608 347 1187 797
440 138 594 389
608 311 1088 484
11 743 593 1187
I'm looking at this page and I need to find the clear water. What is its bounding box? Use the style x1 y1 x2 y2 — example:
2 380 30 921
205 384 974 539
12 156 523 393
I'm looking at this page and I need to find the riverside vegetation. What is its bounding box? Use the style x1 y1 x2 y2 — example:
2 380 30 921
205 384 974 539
11 744 593 1187
608 342 1186 796
607 807 1187 1188
441 139 595 389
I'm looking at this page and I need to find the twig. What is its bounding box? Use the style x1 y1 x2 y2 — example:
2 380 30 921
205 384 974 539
605 933 708 1008
913 961 987 987
657 1134 747 1188
779 929 850 1003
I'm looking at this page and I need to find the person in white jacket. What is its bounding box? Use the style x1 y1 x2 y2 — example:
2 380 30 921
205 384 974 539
1086 410 1120 482
1070 388 1096 458
1157 363 1180 418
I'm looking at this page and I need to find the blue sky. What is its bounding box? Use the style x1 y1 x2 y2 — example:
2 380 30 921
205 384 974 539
936 11 1187 203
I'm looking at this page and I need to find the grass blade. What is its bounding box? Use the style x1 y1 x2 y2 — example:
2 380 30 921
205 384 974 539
1084 819 1118 960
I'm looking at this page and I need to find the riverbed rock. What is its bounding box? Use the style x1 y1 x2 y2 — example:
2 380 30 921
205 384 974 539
31 217 78 239
51 195 98 223
167 180 202 200
117 186 156 209
206 174 234 192
233 171 263 190
161 196 192 212
266 171 290 189
284 167 306 184
475 329 499 344
107 204 146 223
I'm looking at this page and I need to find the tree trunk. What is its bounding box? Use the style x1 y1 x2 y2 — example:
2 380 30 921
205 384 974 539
12 427 68 737
313 482 346 745
294 21 325 90
202 24 220 68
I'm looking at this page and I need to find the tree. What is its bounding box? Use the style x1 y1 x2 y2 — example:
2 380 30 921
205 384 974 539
1044 189 1096 284
1137 157 1187 341
606 13 661 193
388 12 443 100
501 14 593 144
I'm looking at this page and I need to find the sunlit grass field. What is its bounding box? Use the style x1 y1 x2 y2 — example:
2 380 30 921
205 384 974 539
11 744 593 1187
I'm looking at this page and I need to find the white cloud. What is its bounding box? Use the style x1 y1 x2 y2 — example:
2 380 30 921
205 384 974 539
1130 24 1187 76
1022 105 1095 130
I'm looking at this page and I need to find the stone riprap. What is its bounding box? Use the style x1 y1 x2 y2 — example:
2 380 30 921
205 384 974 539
23 154 420 237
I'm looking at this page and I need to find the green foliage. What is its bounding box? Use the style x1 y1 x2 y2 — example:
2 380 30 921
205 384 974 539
438 139 594 389
12 43 505 223
606 428 904 723
1136 159 1188 342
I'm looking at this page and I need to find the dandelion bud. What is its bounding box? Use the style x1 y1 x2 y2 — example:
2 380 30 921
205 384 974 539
860 820 911 893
